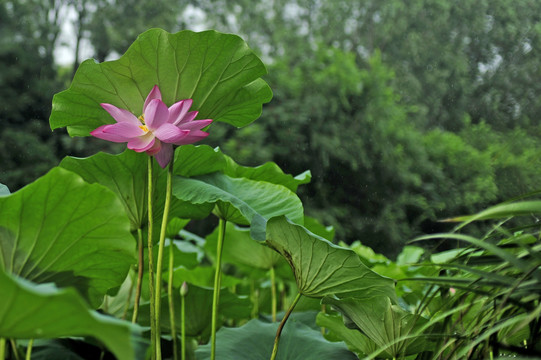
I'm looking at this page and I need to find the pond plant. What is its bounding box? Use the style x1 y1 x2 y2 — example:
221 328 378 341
1 29 540 360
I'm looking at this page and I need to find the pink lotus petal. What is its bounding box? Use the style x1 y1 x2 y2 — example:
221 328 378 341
153 123 190 143
177 119 213 131
101 103 140 125
145 99 170 130
102 121 146 138
153 143 174 168
176 111 198 125
90 124 131 143
173 130 210 145
128 133 156 152
143 85 162 113
168 99 193 125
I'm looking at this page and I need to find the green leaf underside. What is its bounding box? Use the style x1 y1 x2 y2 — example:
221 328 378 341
0 167 135 307
60 150 147 230
205 222 282 270
173 145 311 193
323 296 431 358
0 268 141 360
265 216 396 300
50 29 272 136
195 318 357 359
316 312 381 357
172 173 304 240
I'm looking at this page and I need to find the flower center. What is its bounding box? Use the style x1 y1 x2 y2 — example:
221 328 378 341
139 124 149 133
138 115 149 132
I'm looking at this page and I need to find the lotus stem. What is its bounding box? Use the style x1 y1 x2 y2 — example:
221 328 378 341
210 218 227 360
270 266 277 322
270 292 302 360
0 338 5 360
25 339 33 360
147 157 157 360
181 282 188 360
168 239 178 360
155 160 174 360
132 228 144 323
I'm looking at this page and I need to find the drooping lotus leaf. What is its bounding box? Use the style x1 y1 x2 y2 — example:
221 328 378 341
50 29 272 136
172 173 304 241
204 222 283 270
173 145 311 193
194 318 358 360
0 268 142 360
316 312 383 358
0 167 135 307
322 295 432 358
265 216 396 300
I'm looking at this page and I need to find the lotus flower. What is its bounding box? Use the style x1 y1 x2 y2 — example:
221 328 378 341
91 85 212 168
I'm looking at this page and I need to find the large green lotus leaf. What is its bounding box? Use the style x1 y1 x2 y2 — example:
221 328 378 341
204 222 283 270
168 266 242 289
322 295 431 358
0 268 142 360
138 285 251 338
60 150 147 230
172 173 304 240
195 318 357 360
173 145 311 193
0 167 135 307
223 155 311 193
50 29 272 136
265 216 396 300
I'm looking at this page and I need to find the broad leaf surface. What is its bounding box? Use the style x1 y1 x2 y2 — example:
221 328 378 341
323 295 431 357
0 167 135 307
50 29 272 136
195 318 357 359
172 173 304 240
60 150 147 230
204 222 283 270
265 216 396 299
0 268 141 360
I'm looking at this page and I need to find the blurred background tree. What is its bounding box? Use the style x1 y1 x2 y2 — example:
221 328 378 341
2 0 541 256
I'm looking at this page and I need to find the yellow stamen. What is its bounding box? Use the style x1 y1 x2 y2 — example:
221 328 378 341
138 115 145 124
139 125 149 132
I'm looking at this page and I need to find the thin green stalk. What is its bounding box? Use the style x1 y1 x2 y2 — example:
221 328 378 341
181 283 187 360
147 157 157 360
0 338 5 360
154 161 174 360
270 292 302 360
270 266 277 322
132 228 144 323
10 339 20 360
25 339 33 360
168 239 178 360
210 218 227 360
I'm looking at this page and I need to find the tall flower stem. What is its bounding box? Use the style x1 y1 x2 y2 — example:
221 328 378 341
180 282 188 360
168 239 178 360
270 292 302 360
210 218 227 360
147 157 157 360
154 161 174 360
270 266 277 322
0 338 5 360
132 228 144 323
25 339 33 360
